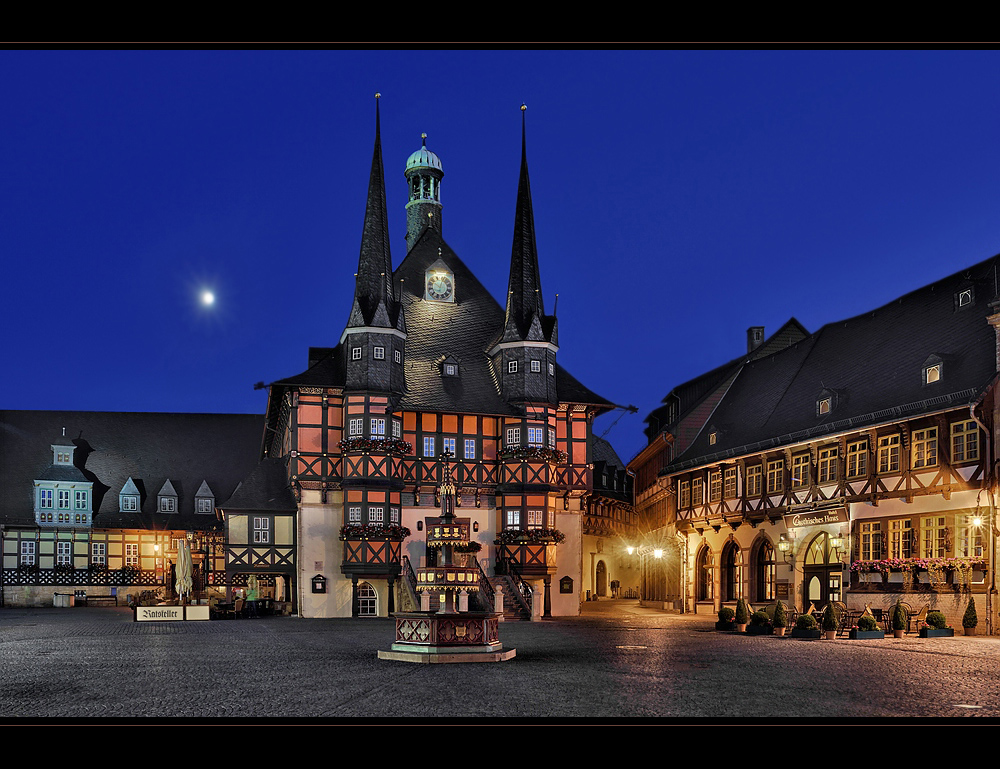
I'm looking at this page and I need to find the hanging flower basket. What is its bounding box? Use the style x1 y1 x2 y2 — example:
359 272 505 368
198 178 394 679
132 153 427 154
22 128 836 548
339 524 411 541
338 437 413 455
498 446 568 464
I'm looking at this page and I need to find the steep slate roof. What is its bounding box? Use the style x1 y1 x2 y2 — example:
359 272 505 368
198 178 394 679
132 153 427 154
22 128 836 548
221 456 297 512
664 253 1000 473
0 410 263 530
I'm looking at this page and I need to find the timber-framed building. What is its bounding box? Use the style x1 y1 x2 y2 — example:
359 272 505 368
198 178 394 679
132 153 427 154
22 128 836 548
630 255 1000 632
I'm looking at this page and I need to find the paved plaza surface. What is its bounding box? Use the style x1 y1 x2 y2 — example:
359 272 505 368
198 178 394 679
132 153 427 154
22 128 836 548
1 599 997 721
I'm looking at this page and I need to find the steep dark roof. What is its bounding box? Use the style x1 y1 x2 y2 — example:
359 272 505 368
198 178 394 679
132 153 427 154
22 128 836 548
665 253 1000 472
221 456 297 512
0 410 263 530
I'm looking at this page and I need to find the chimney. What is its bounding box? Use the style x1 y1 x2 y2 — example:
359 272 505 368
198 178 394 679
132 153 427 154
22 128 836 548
747 326 765 354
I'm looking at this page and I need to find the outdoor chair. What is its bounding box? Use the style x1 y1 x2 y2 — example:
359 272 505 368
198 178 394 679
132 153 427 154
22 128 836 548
908 605 928 633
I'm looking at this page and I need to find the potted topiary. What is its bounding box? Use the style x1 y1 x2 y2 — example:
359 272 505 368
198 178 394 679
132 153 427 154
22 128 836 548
748 609 773 635
773 600 788 637
716 606 736 631
791 612 821 639
962 596 978 636
919 610 954 638
734 598 750 632
891 600 907 638
822 603 839 640
849 613 885 640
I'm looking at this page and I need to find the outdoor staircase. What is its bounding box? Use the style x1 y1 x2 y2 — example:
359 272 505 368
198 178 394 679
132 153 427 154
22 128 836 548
488 575 532 621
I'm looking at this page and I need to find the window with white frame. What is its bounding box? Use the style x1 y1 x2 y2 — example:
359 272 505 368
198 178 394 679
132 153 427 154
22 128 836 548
745 465 762 497
394 349 402 364
791 454 810 488
444 363 457 376
887 519 911 559
505 427 521 447
373 346 385 360
349 418 363 436
369 506 384 523
392 419 402 439
125 543 139 567
548 363 555 376
197 497 213 513
912 427 938 469
679 480 691 508
21 541 36 566
39 489 53 509
464 439 476 459
160 496 176 513
766 460 783 494
352 346 362 361
957 514 984 558
348 506 362 523
58 490 70 509
527 509 545 529
691 477 704 506
548 428 556 448
390 507 400 524
443 437 456 456
253 517 270 543
708 470 722 503
919 515 947 558
505 509 521 529
507 360 518 374
75 490 88 510
924 362 942 384
527 427 544 446
422 436 436 457
818 447 838 484
724 467 738 499
530 359 541 372
847 440 868 478
859 521 881 561
56 541 72 566
91 541 106 566
951 420 979 463
371 417 386 436
877 435 900 474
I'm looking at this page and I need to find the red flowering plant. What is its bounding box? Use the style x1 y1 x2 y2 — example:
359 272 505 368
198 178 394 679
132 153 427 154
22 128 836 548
494 528 566 545
339 523 411 541
338 437 413 455
498 446 568 463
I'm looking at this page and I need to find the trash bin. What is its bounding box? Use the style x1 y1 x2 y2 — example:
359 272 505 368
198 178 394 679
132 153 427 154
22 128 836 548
53 593 74 608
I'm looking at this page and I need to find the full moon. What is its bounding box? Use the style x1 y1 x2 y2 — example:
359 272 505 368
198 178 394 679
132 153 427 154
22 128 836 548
200 290 215 306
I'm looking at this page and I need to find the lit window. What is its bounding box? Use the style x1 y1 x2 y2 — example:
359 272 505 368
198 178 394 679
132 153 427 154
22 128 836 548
912 428 938 469
709 470 722 502
352 347 362 361
818 447 838 484
253 517 270 543
679 480 691 508
505 509 521 529
877 435 900 474
924 363 941 384
791 455 810 489
423 436 436 457
723 467 738 499
957 514 984 558
817 397 831 416
887 519 911 559
371 418 386 436
951 420 979 462
859 522 881 560
709 431 717 445
919 515 947 558
745 465 762 497
766 460 783 494
527 427 544 446
527 509 545 529
91 542 106 566
847 441 868 478
443 437 456 456
373 346 385 360
125 543 139 567
56 541 72 566
691 477 703 506
464 439 476 459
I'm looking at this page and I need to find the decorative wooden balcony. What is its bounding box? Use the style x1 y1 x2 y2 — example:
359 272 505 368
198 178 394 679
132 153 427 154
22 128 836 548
493 529 564 578
339 524 410 576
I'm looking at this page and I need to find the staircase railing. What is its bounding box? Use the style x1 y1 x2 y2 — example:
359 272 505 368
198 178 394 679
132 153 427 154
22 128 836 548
505 563 533 618
399 556 420 611
471 557 495 613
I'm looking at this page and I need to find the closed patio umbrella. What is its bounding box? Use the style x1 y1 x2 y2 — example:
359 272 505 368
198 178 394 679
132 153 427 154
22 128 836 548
176 540 193 602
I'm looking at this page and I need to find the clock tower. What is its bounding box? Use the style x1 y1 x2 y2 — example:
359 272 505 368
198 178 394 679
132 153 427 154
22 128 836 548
404 134 443 254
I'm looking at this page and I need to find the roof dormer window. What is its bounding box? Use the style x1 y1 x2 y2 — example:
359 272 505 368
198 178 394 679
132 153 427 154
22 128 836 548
923 355 944 385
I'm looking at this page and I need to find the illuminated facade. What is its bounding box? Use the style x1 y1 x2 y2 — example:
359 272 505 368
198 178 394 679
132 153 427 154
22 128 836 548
231 101 631 618
632 256 1000 632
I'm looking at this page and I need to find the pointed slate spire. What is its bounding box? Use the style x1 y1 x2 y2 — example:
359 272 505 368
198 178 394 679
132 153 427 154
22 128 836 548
347 93 399 331
503 104 555 344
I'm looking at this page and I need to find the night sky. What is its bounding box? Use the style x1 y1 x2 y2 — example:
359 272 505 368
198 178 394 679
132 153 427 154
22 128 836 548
4 49 1000 465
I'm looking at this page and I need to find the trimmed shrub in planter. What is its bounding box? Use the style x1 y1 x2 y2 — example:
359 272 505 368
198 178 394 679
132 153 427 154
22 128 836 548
734 598 750 631
891 601 907 638
919 610 954 638
791 613 821 639
849 613 884 639
963 597 978 636
822 603 839 639
716 606 736 631
773 600 788 636
747 610 773 635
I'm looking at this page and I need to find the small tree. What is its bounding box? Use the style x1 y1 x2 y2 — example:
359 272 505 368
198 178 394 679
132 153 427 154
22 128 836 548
892 600 907 631
926 610 948 629
773 600 787 629
963 596 978 629
734 597 750 625
822 602 839 631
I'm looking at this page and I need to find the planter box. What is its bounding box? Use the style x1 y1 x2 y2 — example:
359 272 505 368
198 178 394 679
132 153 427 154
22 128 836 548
887 572 906 583
849 629 885 639
715 621 736 631
790 628 822 639
747 624 773 635
919 627 955 638
858 571 883 583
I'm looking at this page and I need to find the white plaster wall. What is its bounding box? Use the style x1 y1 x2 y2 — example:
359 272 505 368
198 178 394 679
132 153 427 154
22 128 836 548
297 490 351 618
552 510 582 617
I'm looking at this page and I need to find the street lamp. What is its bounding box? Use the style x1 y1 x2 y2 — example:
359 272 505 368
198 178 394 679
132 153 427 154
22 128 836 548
778 534 794 566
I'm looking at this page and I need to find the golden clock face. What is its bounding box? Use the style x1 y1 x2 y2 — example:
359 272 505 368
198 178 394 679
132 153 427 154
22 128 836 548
426 272 453 301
